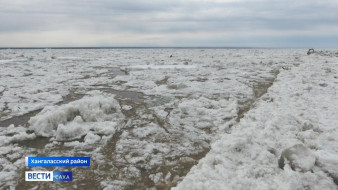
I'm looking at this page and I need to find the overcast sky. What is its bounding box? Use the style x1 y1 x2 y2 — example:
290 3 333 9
0 0 337 48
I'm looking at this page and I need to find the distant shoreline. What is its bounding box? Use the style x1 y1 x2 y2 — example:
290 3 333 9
0 47 305 50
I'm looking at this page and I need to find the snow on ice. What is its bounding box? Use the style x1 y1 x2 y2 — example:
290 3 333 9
0 49 337 189
29 93 123 140
174 51 338 190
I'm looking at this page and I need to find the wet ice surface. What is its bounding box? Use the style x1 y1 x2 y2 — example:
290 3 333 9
0 49 319 189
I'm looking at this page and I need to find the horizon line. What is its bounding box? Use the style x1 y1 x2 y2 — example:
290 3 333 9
0 46 317 50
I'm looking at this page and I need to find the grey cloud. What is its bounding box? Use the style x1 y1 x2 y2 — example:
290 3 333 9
0 0 337 47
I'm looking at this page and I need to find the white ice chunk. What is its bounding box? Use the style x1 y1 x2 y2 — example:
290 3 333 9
84 132 101 144
29 94 123 140
55 116 86 141
279 144 316 172
316 151 338 183
122 105 133 111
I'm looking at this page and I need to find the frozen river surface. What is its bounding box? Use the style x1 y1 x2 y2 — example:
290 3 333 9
0 49 337 190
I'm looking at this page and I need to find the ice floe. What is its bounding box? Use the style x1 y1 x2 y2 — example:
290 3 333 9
29 94 123 140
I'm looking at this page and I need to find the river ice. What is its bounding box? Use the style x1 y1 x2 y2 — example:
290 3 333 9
174 51 338 190
0 49 337 189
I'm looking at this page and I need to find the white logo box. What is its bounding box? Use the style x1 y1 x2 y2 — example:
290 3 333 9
25 171 53 181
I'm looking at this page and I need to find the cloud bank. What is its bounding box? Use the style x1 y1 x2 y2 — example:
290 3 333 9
0 0 337 47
